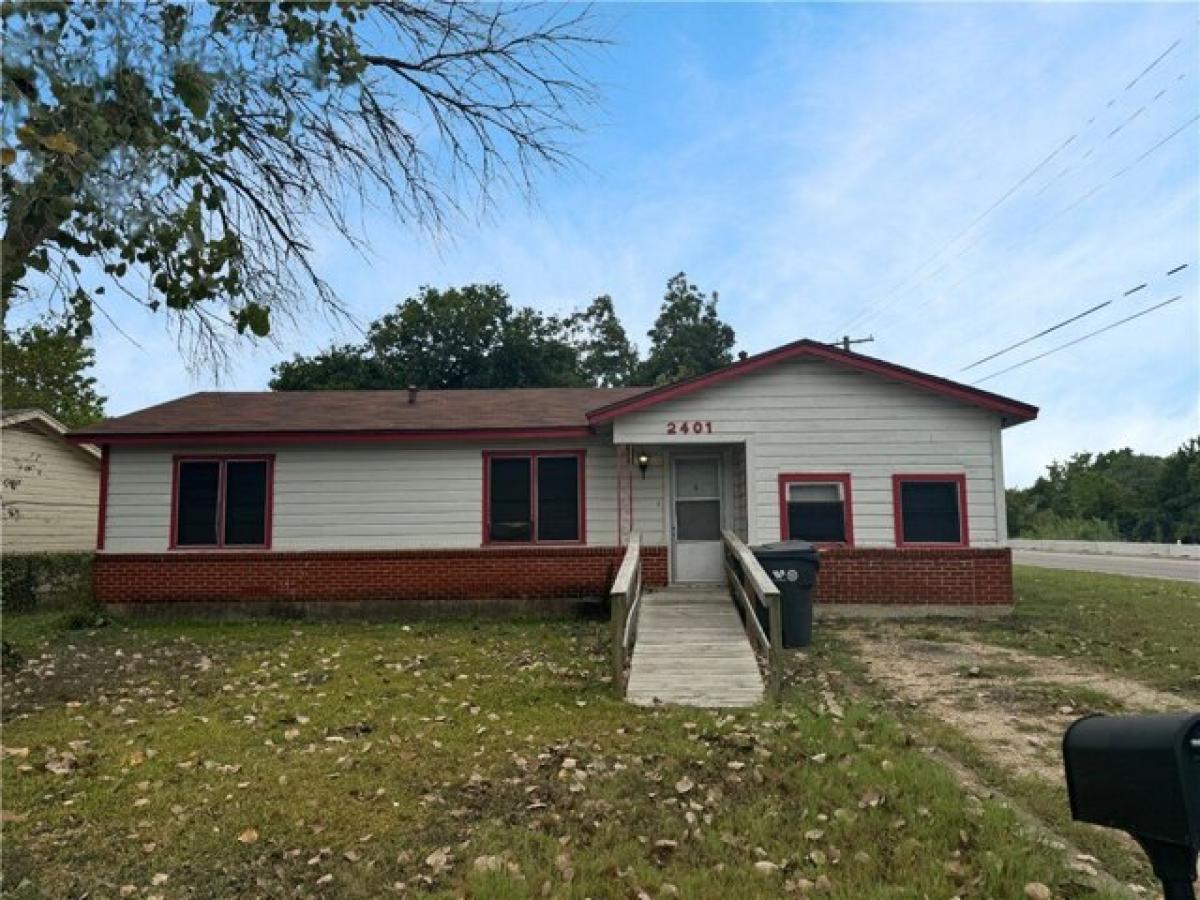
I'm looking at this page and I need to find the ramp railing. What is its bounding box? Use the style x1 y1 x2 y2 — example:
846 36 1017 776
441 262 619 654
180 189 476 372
721 529 782 701
609 534 643 694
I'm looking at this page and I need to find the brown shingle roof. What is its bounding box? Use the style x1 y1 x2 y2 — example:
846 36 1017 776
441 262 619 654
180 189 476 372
69 340 1038 445
73 388 649 439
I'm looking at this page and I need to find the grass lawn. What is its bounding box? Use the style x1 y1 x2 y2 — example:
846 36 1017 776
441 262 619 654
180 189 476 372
807 565 1200 896
974 567 1200 699
2 612 1093 899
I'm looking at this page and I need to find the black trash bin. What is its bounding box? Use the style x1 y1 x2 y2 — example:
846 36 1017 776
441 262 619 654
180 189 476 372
751 540 820 648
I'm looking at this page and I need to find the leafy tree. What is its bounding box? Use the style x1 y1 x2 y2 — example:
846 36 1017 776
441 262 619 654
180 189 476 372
485 306 585 389
1 320 105 427
268 345 389 392
271 284 587 391
1155 438 1200 543
638 273 735 384
1007 440 1199 542
566 295 640 387
2 2 600 360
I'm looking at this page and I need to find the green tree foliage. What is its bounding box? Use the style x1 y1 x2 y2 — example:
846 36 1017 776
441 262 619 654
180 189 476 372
264 345 391 392
1 320 105 427
273 275 743 391
566 295 640 387
271 285 590 391
1 2 599 360
1007 440 1200 543
638 273 736 385
1155 438 1200 543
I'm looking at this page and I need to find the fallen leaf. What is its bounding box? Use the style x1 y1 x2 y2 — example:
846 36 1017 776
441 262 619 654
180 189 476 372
425 847 452 874
45 753 78 775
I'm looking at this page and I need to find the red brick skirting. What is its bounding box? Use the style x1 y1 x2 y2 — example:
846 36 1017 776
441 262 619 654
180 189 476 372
813 547 1013 606
94 545 670 606
93 545 1008 609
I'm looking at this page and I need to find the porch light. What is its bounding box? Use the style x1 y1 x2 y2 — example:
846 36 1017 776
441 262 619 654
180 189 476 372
636 452 651 479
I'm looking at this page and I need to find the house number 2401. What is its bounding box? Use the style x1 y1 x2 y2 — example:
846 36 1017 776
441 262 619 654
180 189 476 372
666 420 714 435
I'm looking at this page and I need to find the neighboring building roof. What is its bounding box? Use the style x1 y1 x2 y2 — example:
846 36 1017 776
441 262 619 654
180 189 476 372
586 339 1038 427
69 387 650 444
2 408 102 459
67 339 1037 445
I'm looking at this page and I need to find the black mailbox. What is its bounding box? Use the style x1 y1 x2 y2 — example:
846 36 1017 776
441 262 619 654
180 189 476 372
1063 712 1200 899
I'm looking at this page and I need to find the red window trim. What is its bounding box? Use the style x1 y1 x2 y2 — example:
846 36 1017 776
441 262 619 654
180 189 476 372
892 473 969 548
482 449 587 546
778 472 855 547
169 454 275 550
96 445 110 551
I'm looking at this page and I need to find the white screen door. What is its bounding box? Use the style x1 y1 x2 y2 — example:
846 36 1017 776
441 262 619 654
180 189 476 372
672 456 724 582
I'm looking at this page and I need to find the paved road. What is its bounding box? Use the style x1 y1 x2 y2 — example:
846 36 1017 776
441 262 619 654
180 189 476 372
1013 549 1200 583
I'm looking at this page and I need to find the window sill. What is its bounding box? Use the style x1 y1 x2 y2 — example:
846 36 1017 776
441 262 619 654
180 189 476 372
481 541 586 548
168 545 272 552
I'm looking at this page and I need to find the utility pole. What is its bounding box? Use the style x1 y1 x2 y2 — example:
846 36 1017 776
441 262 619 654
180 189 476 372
837 334 874 352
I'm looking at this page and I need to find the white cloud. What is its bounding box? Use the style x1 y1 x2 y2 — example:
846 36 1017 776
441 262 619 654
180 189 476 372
83 3 1198 477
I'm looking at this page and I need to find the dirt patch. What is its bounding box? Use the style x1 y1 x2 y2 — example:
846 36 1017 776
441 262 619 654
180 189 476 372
842 628 1192 785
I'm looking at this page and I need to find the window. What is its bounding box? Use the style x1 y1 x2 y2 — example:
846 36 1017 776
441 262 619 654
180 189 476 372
893 474 968 546
172 456 273 548
484 451 584 544
778 473 853 545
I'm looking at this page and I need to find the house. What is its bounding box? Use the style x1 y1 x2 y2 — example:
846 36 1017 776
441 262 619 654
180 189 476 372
68 339 1038 614
2 408 101 553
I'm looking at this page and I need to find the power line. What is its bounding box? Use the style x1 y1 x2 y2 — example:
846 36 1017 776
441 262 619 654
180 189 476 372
1125 38 1181 91
859 99 1197 335
971 295 1184 384
960 263 1190 371
1113 110 1200 177
832 131 1076 335
832 33 1192 337
960 299 1112 371
881 110 1200 332
1034 70 1189 197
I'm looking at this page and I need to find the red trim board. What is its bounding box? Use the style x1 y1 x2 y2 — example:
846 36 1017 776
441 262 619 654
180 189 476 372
481 449 587 546
587 339 1038 425
69 425 596 447
891 473 970 548
96 445 110 550
777 472 855 547
169 454 275 550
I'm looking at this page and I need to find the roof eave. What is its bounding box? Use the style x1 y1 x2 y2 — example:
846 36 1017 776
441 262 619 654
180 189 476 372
65 424 598 446
5 409 103 459
586 339 1039 426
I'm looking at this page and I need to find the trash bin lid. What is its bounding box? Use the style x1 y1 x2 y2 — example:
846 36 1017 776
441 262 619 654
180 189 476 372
754 540 816 553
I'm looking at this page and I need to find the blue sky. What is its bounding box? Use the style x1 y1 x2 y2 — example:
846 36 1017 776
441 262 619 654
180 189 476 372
89 3 1198 486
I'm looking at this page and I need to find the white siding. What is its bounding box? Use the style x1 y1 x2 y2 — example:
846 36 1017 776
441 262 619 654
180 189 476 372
1 424 100 552
101 358 1012 554
104 437 666 553
727 445 749 541
612 357 1005 547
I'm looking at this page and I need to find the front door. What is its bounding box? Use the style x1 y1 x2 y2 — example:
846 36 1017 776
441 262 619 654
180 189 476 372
671 456 724 583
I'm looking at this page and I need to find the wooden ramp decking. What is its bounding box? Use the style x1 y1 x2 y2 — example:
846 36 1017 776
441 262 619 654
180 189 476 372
625 588 765 708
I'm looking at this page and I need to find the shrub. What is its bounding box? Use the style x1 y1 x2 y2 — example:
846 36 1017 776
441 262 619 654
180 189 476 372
58 609 109 631
0 553 93 612
1 639 22 672
1017 512 1120 541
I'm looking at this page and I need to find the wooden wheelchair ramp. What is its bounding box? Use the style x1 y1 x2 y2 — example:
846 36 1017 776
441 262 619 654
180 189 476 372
625 587 764 708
